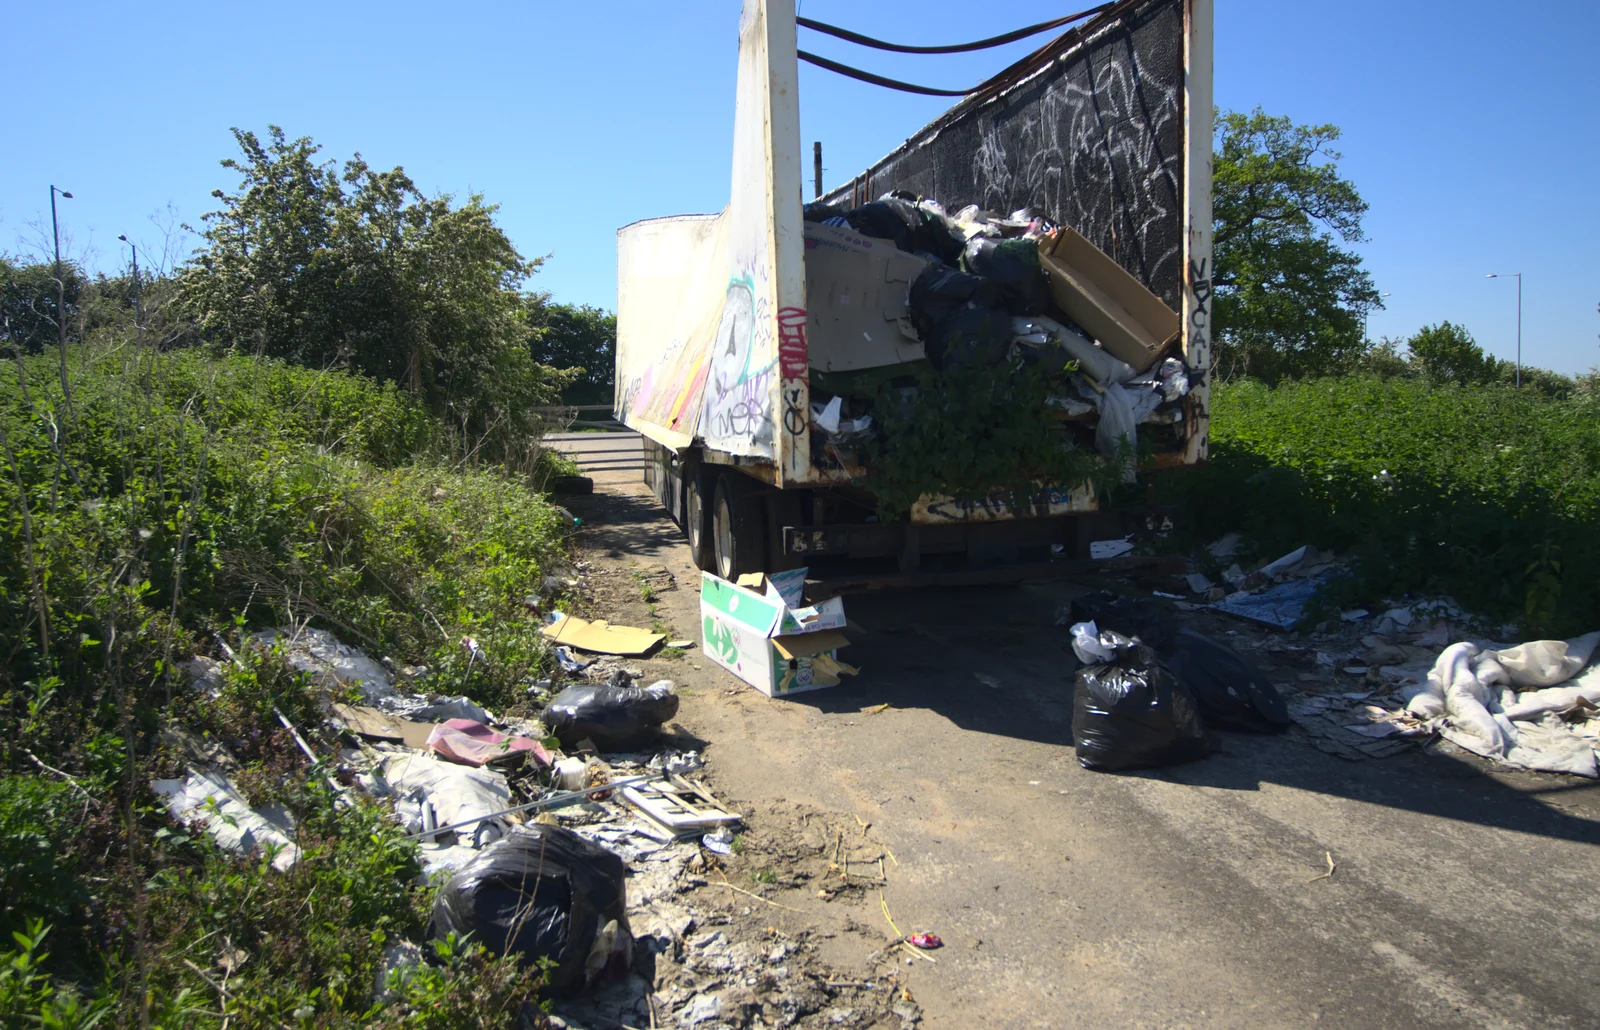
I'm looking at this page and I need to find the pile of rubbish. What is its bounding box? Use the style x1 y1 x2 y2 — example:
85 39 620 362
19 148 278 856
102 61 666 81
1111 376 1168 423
1121 532 1600 777
1066 591 1290 772
159 623 914 1024
800 192 1191 481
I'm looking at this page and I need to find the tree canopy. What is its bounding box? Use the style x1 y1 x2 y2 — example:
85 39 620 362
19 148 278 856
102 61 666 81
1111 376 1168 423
527 300 616 406
1212 109 1381 383
178 126 568 460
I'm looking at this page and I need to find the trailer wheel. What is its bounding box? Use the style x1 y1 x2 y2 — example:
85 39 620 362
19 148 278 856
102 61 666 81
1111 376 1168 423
684 467 714 571
712 472 764 580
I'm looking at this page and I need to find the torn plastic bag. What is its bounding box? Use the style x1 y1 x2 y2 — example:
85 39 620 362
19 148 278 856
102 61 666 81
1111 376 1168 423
1073 632 1211 771
430 825 630 995
961 237 1050 315
844 197 963 265
1166 628 1290 732
542 679 680 750
1093 383 1138 483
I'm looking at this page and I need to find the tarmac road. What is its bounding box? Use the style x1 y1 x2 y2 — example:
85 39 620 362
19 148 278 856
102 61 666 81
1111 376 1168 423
564 471 1600 1030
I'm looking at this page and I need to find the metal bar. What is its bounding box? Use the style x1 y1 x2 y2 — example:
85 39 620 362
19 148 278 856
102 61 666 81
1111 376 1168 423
1181 0 1214 465
399 773 665 843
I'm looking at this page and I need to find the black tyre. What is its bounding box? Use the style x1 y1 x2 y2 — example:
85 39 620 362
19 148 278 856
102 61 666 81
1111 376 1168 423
712 471 764 580
685 467 714 571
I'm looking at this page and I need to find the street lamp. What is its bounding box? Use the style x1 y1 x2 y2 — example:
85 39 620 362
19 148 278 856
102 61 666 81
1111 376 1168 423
117 235 142 343
1486 272 1522 387
1364 291 1391 347
50 185 73 400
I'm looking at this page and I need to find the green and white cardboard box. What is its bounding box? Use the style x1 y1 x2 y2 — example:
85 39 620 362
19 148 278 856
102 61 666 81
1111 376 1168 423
699 571 850 697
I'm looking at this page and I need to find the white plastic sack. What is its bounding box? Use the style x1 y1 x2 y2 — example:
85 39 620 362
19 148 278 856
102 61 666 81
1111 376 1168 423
1492 631 1600 689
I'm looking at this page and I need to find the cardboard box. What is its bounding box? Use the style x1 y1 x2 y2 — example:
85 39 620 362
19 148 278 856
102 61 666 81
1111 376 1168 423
803 221 929 372
1037 227 1180 374
700 571 854 697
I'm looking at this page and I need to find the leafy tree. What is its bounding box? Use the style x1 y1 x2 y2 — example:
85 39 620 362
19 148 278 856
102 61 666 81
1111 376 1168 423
1212 109 1381 382
1407 321 1497 386
179 126 567 464
527 299 616 405
0 258 83 355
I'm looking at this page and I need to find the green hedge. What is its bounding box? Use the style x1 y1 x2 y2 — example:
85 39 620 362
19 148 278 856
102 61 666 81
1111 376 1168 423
1163 375 1600 633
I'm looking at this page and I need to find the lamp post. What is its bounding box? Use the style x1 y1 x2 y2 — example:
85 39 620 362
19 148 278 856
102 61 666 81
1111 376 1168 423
1364 291 1391 347
1486 272 1522 387
50 185 73 400
117 235 142 344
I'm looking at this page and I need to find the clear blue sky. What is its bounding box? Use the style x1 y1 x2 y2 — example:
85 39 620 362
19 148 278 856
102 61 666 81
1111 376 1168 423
6 1 1596 373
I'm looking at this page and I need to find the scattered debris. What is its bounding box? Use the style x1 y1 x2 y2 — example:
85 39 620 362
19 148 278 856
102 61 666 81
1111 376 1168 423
1306 851 1336 883
1089 538 1135 560
425 718 554 768
906 933 942 950
621 776 741 839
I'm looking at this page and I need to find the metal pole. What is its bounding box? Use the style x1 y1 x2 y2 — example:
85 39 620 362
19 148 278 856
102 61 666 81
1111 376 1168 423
50 186 71 402
813 141 823 199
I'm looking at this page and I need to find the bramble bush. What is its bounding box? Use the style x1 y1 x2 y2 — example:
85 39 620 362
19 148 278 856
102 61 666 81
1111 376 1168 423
1164 374 1600 634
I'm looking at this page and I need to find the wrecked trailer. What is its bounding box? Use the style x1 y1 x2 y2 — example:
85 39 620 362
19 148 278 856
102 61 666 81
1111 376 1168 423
615 0 1214 580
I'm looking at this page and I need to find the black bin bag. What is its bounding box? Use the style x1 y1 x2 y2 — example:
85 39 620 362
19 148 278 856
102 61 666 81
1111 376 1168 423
1167 627 1290 732
431 825 630 995
543 679 679 750
1073 632 1211 771
1069 590 1175 650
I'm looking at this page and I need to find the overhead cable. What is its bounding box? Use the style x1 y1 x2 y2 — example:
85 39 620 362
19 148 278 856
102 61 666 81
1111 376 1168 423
795 5 1111 55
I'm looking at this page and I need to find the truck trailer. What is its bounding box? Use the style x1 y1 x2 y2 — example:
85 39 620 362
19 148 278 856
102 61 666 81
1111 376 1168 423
615 0 1213 582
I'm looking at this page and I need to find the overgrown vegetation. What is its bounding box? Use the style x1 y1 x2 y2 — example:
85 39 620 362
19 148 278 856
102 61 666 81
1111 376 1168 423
0 335 570 1025
1166 375 1600 634
866 359 1117 518
0 124 600 1026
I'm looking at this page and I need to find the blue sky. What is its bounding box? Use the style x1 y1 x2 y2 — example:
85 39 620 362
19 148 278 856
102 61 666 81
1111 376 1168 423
6 1 1596 373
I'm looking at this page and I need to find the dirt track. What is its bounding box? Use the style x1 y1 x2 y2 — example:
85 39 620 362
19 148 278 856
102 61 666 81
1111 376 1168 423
560 470 1600 1030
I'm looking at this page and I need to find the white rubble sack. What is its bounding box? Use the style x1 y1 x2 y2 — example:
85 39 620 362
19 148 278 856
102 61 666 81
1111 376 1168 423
152 768 301 870
1493 632 1600 688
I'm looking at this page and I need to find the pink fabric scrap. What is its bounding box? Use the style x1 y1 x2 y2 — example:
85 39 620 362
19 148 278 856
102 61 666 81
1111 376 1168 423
426 718 552 768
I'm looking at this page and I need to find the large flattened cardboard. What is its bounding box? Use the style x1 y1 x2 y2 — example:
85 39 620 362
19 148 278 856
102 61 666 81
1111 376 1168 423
700 572 850 697
1037 227 1180 374
804 222 928 372
541 612 663 656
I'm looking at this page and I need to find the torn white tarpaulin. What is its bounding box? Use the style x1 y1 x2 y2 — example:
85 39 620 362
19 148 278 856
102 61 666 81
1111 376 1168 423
152 768 301 870
249 626 395 702
1407 636 1600 777
375 752 514 875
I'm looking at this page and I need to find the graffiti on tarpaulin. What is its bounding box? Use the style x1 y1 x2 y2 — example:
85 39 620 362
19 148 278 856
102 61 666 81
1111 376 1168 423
777 306 808 378
702 270 776 452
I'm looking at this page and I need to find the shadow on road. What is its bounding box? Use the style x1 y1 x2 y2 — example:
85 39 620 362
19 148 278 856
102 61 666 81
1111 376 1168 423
788 584 1600 848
